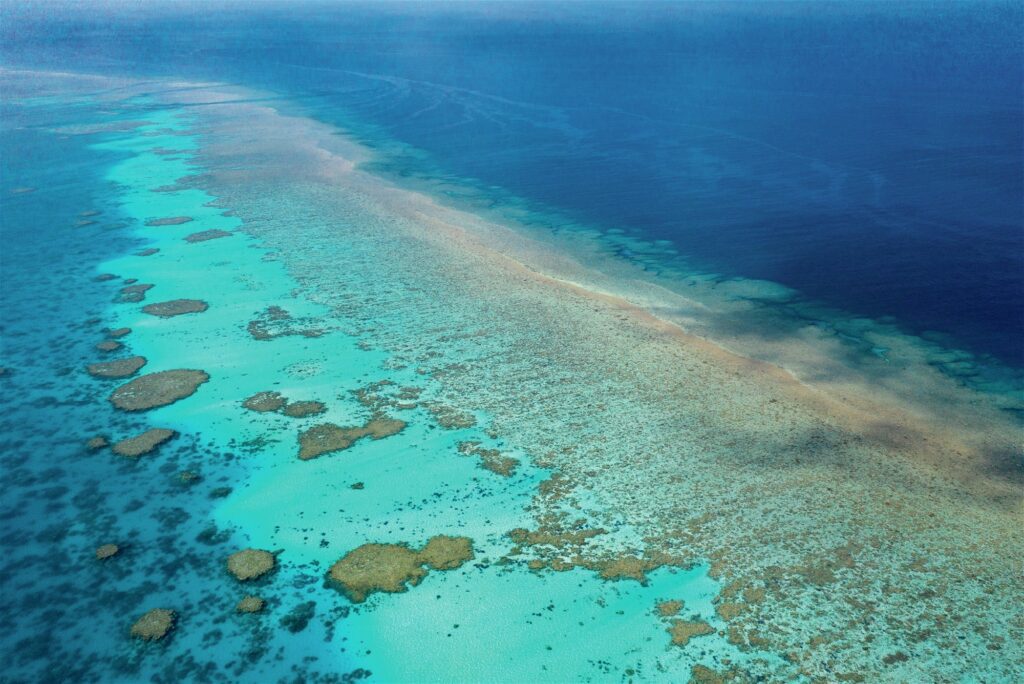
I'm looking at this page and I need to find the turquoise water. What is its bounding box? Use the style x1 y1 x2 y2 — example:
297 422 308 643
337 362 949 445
1 51 1022 684
1 82 793 682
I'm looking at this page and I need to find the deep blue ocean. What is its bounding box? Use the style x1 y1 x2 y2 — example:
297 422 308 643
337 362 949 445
3 1 1022 365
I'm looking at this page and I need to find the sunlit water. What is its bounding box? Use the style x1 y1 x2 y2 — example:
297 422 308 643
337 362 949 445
1 3 1022 683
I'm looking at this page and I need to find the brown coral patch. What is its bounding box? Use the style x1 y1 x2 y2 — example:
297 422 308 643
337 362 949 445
107 327 131 338
717 602 745 621
668 619 715 647
130 608 175 641
111 428 177 457
794 544 859 586
689 665 733 684
247 305 324 341
507 526 605 550
593 555 651 582
96 340 122 352
656 600 684 617
86 436 109 450
145 216 192 226
418 535 475 570
184 229 232 243
326 543 426 603
297 416 405 460
281 401 327 418
743 586 766 604
584 550 688 584
87 356 147 379
243 391 286 413
457 441 520 477
425 402 476 429
109 369 209 411
298 423 356 460
326 535 474 603
227 548 276 581
362 416 406 439
236 596 265 613
136 248 160 257
95 543 119 560
115 283 154 303
142 299 208 317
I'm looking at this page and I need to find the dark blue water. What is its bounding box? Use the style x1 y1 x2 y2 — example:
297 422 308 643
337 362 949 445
4 0 1021 364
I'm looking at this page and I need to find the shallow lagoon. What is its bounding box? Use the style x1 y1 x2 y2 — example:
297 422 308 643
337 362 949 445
1 83 773 682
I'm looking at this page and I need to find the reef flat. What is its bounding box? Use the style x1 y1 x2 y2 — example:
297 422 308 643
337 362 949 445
325 535 474 602
1 68 1020 684
111 428 177 457
141 299 208 317
109 369 209 411
190 84 1022 681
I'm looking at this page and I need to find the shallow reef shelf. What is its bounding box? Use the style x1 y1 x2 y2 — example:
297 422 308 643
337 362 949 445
1 70 1021 683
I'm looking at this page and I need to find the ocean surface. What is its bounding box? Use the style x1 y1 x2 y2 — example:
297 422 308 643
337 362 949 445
1 2 1022 683
3 0 1022 366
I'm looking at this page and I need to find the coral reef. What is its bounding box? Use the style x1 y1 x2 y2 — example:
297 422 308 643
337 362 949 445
457 441 520 477
242 392 325 417
130 609 176 641
667 619 715 647
236 596 265 613
281 400 326 418
247 305 323 341
656 600 683 617
417 535 475 570
297 416 405 460
227 548 276 581
242 391 286 413
141 299 208 317
424 402 476 429
115 283 153 303
184 229 232 243
110 369 209 411
326 536 474 603
280 601 316 633
95 544 119 560
111 428 177 457
145 216 192 226
86 356 146 379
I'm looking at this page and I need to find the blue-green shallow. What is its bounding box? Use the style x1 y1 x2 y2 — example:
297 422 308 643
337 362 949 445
0 87 769 682
1 69 1021 683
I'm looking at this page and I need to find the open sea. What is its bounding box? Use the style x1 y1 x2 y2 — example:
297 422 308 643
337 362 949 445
1 2 1021 683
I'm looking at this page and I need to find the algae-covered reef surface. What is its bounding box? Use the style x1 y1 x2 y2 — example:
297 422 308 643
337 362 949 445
2 69 1021 684
326 536 474 602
